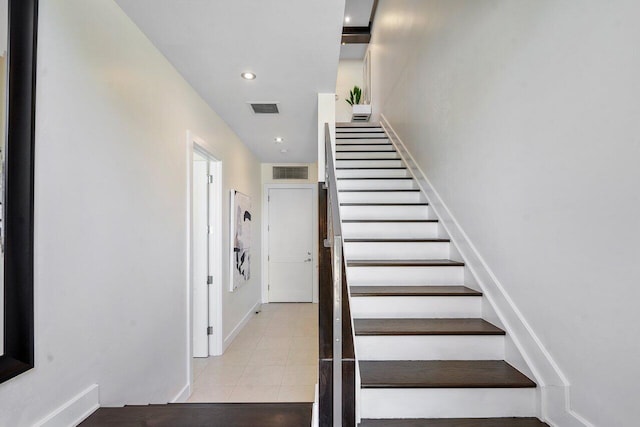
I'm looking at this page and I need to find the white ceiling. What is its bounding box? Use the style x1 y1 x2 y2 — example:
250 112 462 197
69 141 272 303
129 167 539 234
340 0 375 60
116 0 345 162
344 0 375 27
340 44 368 60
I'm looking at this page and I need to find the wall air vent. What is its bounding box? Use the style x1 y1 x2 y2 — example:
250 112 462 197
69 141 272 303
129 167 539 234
249 103 279 114
272 166 309 180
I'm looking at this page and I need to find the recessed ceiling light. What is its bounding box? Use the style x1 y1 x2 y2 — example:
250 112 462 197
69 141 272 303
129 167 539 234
280 149 288 153
241 72 256 80
342 42 346 46
345 16 351 23
274 137 284 143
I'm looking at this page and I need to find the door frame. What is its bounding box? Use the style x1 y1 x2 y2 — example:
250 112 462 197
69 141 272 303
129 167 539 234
262 183 319 303
185 131 223 395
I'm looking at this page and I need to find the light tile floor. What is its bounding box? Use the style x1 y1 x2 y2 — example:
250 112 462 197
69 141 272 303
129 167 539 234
188 303 319 403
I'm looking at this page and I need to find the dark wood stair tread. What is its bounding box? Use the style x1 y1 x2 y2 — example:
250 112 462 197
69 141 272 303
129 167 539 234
337 150 393 153
354 318 504 336
342 219 438 223
337 167 406 170
80 403 313 427
350 285 481 297
359 418 549 427
336 132 386 136
340 202 428 206
338 189 419 192
337 158 400 161
344 238 449 243
337 142 392 146
360 360 536 388
337 177 413 180
348 259 464 267
336 136 389 139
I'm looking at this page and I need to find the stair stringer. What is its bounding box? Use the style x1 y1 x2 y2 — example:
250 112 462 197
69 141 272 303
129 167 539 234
380 114 593 427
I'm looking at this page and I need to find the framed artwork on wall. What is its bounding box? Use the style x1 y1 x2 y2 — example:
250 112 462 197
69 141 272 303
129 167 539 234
229 190 251 292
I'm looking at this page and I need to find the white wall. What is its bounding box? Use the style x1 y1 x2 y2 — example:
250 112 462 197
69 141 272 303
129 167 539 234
0 0 262 425
335 60 364 123
370 1 640 426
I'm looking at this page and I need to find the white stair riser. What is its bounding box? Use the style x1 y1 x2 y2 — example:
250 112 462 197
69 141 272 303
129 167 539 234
347 265 464 285
335 138 390 145
360 388 537 419
336 169 410 178
355 335 504 360
337 159 403 168
337 132 387 138
342 222 439 239
337 179 417 190
336 127 383 133
344 241 449 260
336 151 399 159
339 192 423 204
350 296 481 318
340 205 429 220
337 144 394 152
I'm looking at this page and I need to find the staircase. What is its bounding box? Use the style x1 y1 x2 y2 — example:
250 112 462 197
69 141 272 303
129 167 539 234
334 123 549 426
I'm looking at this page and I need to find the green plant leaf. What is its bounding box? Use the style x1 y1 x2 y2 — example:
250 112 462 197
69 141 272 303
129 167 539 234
347 86 364 106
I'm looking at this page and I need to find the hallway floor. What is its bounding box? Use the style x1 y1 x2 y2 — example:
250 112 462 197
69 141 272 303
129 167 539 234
188 303 318 403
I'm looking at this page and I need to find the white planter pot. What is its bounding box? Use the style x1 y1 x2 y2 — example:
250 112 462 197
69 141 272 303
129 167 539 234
352 104 372 122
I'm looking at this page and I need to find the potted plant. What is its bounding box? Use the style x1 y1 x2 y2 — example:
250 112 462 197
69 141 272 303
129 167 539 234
346 86 371 121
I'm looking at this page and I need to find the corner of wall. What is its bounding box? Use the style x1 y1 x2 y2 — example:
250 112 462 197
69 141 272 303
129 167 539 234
223 300 262 351
171 383 191 403
380 114 590 427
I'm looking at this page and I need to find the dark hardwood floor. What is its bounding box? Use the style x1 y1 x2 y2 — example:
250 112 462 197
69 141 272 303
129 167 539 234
359 418 550 426
80 403 313 427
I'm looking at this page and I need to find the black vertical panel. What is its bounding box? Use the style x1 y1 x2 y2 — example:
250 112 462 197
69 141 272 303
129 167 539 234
342 359 356 427
318 183 332 359
318 358 333 427
318 183 333 426
341 262 356 426
341 262 354 360
0 0 38 383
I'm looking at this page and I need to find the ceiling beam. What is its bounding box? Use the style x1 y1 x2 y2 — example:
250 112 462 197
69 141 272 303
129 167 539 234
341 32 371 44
341 0 379 45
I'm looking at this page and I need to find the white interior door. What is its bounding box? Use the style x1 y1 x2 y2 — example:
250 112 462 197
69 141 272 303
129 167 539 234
192 156 209 357
268 188 314 302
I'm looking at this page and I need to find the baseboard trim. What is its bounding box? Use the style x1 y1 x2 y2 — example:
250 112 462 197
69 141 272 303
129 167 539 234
171 383 191 403
223 300 261 352
34 384 99 427
380 114 591 427
311 383 319 427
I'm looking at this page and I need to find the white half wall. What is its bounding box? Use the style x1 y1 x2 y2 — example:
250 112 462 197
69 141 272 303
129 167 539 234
370 1 640 426
0 0 262 425
317 93 336 181
335 60 364 123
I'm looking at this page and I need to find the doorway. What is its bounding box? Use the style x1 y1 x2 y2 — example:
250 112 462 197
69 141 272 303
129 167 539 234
190 140 222 360
265 185 318 302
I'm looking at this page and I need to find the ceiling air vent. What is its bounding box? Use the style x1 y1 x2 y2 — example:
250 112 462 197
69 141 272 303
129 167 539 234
273 166 309 180
250 103 279 114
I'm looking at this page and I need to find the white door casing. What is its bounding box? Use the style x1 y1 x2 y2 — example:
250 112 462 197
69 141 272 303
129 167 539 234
192 156 209 357
267 187 314 302
206 159 222 356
